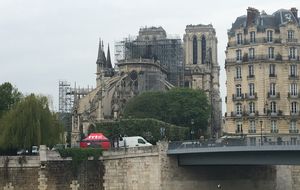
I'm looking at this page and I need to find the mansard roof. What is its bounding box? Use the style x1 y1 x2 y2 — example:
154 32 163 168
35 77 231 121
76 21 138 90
228 7 299 36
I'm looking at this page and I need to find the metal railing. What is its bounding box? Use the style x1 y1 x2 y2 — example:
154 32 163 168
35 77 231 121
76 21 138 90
168 139 300 150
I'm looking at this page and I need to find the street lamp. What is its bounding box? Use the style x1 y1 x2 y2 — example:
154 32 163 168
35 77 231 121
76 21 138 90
191 119 195 140
260 120 263 146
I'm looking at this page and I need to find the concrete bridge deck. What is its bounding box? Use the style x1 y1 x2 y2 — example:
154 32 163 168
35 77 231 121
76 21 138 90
167 141 300 165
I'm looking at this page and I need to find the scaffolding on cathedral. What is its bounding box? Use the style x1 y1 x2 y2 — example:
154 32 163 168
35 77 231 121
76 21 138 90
115 27 184 87
59 80 95 113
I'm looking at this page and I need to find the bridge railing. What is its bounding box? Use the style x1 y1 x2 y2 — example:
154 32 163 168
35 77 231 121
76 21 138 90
168 140 300 150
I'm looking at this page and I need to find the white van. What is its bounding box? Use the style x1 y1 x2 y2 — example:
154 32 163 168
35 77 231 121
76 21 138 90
118 136 152 148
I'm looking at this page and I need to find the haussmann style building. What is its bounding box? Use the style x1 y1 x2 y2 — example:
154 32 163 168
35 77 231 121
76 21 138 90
225 7 300 145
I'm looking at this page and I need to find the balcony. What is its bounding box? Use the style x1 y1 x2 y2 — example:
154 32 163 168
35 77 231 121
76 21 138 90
231 111 242 117
234 76 242 81
288 56 300 61
269 74 277 78
227 38 282 47
270 129 279 133
290 111 300 117
289 129 299 134
288 75 299 80
247 75 255 80
267 92 280 99
245 92 257 100
288 92 300 99
267 110 283 117
287 38 298 43
232 94 244 101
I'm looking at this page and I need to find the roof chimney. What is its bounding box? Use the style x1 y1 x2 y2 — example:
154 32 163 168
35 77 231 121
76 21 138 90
291 7 298 22
246 7 260 26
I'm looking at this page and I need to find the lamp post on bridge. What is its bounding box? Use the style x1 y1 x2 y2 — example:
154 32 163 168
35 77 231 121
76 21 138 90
190 119 195 141
260 120 263 146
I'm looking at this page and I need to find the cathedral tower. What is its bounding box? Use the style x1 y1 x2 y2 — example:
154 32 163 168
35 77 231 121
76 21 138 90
183 24 222 138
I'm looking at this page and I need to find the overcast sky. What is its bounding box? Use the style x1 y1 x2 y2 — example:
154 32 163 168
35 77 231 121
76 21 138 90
0 0 298 112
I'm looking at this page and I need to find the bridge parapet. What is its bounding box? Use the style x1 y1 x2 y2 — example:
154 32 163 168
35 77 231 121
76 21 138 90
103 145 159 160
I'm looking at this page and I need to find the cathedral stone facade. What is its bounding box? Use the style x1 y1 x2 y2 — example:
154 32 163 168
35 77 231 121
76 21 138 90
71 25 222 145
183 24 222 138
225 7 300 145
71 39 170 146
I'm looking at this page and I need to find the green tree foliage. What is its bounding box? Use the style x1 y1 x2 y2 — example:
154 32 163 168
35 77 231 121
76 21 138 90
0 94 64 151
123 88 210 133
0 82 22 118
90 118 189 144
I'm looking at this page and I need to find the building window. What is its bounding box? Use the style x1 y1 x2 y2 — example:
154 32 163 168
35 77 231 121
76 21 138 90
236 121 243 133
201 35 206 64
237 33 243 45
250 31 256 43
249 102 255 114
271 120 277 132
236 50 242 61
248 65 254 77
290 120 297 129
250 137 256 145
236 103 242 116
291 137 297 145
249 120 256 131
290 83 298 96
288 30 294 40
267 30 273 42
249 48 255 60
236 66 241 79
290 65 297 76
249 83 255 96
270 83 276 96
193 36 197 64
236 84 242 97
291 102 298 114
289 47 297 59
249 120 256 133
268 47 274 59
269 64 276 76
270 101 277 113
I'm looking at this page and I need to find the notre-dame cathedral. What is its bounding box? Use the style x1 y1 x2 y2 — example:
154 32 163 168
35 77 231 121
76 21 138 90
71 25 221 146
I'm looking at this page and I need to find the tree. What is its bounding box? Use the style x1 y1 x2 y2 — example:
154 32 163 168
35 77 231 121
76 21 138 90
123 88 210 133
0 82 22 118
0 94 64 151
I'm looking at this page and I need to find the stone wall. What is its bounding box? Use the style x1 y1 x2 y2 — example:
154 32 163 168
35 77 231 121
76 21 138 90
102 146 160 190
0 152 104 190
1 143 300 190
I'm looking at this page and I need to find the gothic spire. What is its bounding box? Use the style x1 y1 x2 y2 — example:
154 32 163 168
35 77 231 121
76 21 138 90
96 38 106 66
106 44 112 69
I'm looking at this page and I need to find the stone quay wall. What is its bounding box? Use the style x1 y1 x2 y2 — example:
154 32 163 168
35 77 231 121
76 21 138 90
1 143 300 190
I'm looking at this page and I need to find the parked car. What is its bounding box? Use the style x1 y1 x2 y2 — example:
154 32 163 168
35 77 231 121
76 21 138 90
17 149 28 155
31 146 39 154
51 144 65 151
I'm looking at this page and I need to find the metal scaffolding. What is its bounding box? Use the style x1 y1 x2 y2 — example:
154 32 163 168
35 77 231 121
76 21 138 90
59 81 73 113
115 27 184 87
